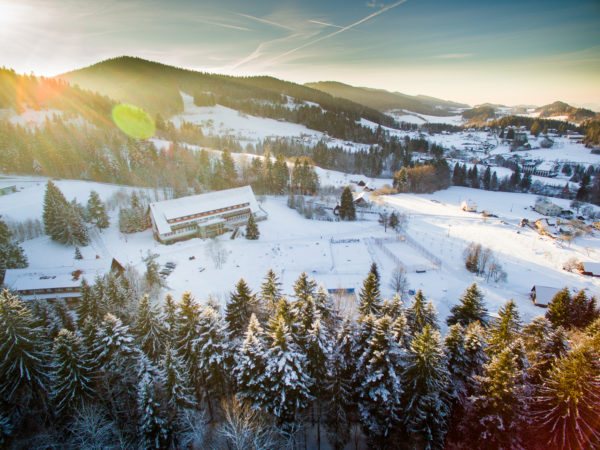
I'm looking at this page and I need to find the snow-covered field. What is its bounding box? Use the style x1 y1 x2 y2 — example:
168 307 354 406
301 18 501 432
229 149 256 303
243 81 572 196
3 174 599 329
386 109 466 126
169 93 371 153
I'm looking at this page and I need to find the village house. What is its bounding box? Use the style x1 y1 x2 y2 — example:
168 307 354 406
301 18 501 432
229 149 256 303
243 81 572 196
2 258 124 307
461 199 477 212
534 199 562 216
579 262 600 277
148 185 267 244
530 285 561 307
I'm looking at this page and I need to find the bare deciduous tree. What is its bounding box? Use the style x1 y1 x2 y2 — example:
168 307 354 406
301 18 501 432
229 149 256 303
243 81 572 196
389 266 409 300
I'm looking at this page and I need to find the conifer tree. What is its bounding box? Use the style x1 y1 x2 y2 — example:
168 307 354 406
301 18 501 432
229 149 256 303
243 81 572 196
51 328 95 413
263 317 313 427
446 283 488 327
358 271 382 317
339 186 356 221
234 314 268 408
531 347 600 449
74 246 82 260
306 319 331 449
402 324 450 449
357 315 403 445
245 213 259 240
463 346 527 448
487 300 522 357
369 262 380 288
196 304 229 420
134 295 166 361
160 344 193 416
406 290 438 335
522 317 569 384
324 320 355 450
225 278 258 339
93 313 137 375
162 294 177 343
0 290 49 411
86 191 109 229
173 292 203 404
261 269 283 314
137 362 168 449
0 217 27 277
482 166 492 190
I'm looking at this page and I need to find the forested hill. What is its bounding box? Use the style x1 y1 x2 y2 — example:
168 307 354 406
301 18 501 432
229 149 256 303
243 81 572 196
305 81 468 116
534 101 598 123
57 56 396 127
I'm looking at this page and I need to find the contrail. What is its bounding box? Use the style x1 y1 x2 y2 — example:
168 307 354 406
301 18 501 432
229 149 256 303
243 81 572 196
309 19 344 29
269 0 408 63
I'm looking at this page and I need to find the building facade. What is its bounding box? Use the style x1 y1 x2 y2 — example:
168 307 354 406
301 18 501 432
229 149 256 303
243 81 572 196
148 186 267 244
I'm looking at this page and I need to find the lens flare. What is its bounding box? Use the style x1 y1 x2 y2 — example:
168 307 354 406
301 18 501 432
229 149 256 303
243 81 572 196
111 104 155 139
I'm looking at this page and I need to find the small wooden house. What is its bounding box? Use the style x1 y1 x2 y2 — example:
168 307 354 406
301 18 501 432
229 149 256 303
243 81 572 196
580 262 600 277
461 199 477 212
530 285 560 308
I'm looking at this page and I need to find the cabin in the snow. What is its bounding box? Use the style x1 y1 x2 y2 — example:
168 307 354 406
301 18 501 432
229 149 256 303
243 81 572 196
579 262 600 277
461 199 477 212
2 258 124 306
148 186 267 244
530 285 560 307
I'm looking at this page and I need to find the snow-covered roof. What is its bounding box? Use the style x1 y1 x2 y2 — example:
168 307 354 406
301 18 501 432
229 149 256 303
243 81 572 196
537 161 555 172
3 260 110 292
582 262 600 274
149 185 261 236
532 286 560 305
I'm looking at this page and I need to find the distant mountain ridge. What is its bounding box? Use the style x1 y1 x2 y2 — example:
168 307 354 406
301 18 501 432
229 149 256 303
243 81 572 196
57 56 395 127
304 81 468 116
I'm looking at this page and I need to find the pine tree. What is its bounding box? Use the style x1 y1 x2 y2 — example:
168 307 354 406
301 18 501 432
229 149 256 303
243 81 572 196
93 313 137 374
263 317 313 427
196 304 229 420
225 278 257 339
86 191 109 229
324 319 355 450
245 213 259 240
0 290 49 410
339 186 356 221
306 318 331 449
357 315 403 445
76 278 99 329
358 271 382 317
137 362 168 449
463 346 527 448
74 246 82 260
406 290 438 335
43 180 89 246
0 218 27 278
482 166 492 190
261 269 283 314
162 294 177 343
134 295 166 360
234 314 268 408
51 328 95 413
531 347 600 449
369 262 380 288
487 300 522 357
522 317 569 385
446 283 488 327
160 344 193 414
402 324 450 449
173 292 203 404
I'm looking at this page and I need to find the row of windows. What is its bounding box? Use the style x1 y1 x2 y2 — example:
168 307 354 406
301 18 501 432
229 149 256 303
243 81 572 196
167 202 250 224
19 287 80 295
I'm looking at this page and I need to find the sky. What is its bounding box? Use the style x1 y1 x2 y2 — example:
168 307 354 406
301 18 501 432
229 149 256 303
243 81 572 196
1 0 599 108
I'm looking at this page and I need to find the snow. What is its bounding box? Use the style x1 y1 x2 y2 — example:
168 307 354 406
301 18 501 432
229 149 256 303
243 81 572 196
3 174 599 328
169 92 371 153
386 110 465 126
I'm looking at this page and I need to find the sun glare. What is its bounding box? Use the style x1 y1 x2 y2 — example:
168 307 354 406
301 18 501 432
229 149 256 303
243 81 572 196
0 1 29 29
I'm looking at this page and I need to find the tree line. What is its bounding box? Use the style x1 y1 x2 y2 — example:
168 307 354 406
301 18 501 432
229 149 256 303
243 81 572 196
1 265 598 449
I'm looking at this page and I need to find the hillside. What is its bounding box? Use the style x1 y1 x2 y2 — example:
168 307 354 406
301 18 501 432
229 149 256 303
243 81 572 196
535 101 597 122
305 81 468 116
58 56 396 128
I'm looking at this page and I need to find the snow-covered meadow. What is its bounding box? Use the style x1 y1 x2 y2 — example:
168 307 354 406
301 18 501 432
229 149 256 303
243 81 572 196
2 173 600 329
